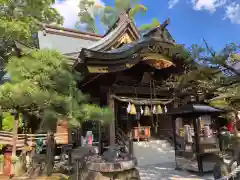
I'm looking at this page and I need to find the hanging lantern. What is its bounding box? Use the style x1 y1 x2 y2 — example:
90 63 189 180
129 103 136 115
140 106 144 115
156 105 163 114
127 102 131 113
144 106 151 116
152 105 157 114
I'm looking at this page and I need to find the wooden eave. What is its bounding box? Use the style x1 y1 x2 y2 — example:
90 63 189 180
42 24 102 41
79 38 180 73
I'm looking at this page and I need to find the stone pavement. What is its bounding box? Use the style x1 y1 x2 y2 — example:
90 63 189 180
134 140 214 180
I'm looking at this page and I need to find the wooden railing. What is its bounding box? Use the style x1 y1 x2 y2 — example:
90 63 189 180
0 131 68 150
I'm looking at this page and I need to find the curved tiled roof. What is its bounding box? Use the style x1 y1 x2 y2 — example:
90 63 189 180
80 22 176 61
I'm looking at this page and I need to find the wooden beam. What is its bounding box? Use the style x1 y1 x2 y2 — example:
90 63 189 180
103 85 172 96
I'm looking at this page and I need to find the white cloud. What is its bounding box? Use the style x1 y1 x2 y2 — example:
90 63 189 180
168 0 240 25
53 0 104 28
191 0 228 13
224 2 240 24
168 0 180 9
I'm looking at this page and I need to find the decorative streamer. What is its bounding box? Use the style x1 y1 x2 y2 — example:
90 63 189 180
127 102 131 113
140 106 144 115
152 105 157 114
164 106 168 113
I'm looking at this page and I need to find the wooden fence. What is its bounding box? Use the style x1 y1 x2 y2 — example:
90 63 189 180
0 131 68 150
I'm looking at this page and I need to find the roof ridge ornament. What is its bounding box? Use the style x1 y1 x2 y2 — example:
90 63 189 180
118 10 130 23
161 18 170 29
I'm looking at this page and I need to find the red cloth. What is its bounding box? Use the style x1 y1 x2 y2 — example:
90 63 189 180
227 122 233 132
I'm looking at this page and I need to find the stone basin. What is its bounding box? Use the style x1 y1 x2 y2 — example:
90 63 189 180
86 156 137 172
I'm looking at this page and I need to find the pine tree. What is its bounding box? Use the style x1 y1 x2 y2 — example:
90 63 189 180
0 49 113 130
0 0 63 65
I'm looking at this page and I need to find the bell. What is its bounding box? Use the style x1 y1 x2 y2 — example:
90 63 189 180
127 102 131 113
152 105 157 114
144 106 151 116
129 103 136 115
156 105 163 114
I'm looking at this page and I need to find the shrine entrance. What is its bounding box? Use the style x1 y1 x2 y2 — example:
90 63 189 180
115 100 152 141
113 94 172 142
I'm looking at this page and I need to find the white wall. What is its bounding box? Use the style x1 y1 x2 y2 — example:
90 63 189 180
38 31 96 54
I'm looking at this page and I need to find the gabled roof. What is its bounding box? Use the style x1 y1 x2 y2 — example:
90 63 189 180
104 11 140 39
88 13 140 51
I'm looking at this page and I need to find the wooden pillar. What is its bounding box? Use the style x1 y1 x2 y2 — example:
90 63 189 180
172 116 178 169
193 117 203 174
108 94 115 146
12 112 19 157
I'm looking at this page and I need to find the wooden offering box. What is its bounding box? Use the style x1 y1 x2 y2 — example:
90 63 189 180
56 120 68 144
132 126 151 141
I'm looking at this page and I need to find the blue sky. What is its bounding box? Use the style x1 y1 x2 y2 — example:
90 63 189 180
54 0 240 51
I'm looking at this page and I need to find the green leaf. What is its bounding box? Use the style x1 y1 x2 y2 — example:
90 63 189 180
0 49 113 130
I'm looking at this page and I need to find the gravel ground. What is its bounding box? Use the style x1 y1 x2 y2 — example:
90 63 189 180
134 140 214 180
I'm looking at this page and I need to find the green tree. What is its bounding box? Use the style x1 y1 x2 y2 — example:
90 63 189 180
76 0 99 33
1 112 23 131
165 42 239 110
0 49 113 130
138 18 160 31
0 0 63 64
76 0 147 33
101 0 147 29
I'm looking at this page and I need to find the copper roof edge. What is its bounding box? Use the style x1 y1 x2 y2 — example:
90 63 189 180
43 24 103 39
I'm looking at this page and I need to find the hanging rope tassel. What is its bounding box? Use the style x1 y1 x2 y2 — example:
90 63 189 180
150 79 154 128
153 80 159 134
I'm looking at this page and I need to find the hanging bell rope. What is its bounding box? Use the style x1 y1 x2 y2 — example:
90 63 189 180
153 79 159 133
150 79 154 126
